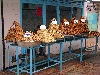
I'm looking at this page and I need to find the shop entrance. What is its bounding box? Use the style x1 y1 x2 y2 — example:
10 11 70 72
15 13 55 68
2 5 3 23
22 3 43 32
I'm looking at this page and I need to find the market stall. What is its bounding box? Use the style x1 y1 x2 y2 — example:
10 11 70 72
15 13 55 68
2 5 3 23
4 0 100 75
5 18 100 75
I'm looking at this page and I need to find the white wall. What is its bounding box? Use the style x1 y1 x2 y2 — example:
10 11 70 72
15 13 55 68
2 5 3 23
0 0 3 70
3 0 21 68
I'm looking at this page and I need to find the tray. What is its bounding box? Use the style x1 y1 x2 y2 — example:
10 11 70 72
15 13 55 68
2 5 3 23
56 38 64 43
17 41 41 48
6 41 18 46
65 35 74 41
41 42 55 46
64 35 74 38
81 32 90 35
74 34 83 38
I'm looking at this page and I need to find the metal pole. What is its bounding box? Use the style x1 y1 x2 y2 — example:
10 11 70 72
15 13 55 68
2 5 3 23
42 2 46 25
80 39 83 62
60 42 63 71
56 5 60 25
70 7 73 20
16 46 19 75
30 48 33 75
1 0 5 70
48 45 50 67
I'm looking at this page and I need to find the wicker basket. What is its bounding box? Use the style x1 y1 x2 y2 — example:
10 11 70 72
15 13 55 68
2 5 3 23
17 41 41 48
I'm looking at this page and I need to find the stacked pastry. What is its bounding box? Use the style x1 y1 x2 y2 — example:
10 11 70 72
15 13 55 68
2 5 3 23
59 17 90 35
5 21 24 42
36 27 56 43
88 31 100 37
22 31 34 42
48 18 64 39
59 18 70 35
78 16 90 33
32 33 41 42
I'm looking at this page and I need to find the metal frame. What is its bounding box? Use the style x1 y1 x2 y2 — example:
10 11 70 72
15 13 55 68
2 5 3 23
1 0 5 70
8 36 99 75
20 0 84 26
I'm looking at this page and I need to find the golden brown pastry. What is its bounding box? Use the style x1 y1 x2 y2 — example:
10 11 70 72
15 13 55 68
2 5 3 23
88 31 100 37
5 21 24 42
48 18 64 39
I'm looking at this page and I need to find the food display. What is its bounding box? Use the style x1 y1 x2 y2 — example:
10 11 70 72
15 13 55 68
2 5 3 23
59 18 69 35
78 16 90 33
5 21 24 42
88 31 100 37
48 18 64 39
5 17 99 43
36 25 56 43
32 33 41 42
59 17 90 35
22 31 34 42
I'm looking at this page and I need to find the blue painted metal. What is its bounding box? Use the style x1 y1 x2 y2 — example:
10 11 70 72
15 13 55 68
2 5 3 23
80 39 83 62
8 36 99 75
70 7 73 21
42 2 46 25
20 0 84 7
85 38 86 49
30 48 33 75
20 0 84 27
33 48 36 72
60 42 64 71
95 36 98 55
81 0 84 16
68 42 72 58
56 5 60 25
48 45 50 66
16 46 19 75
8 45 10 75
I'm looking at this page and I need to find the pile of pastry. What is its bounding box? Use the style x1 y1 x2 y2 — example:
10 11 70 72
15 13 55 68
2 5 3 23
5 21 24 42
32 18 64 43
88 31 100 37
59 16 90 35
5 17 100 43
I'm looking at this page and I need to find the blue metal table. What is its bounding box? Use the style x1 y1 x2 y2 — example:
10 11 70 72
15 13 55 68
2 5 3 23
8 36 98 75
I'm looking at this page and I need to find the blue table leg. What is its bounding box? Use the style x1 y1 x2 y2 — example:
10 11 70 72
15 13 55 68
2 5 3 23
80 39 83 62
8 45 10 74
30 48 33 75
85 38 86 49
60 42 64 71
68 42 72 58
21 47 24 54
24 48 26 54
25 48 27 65
16 46 19 75
33 48 36 72
95 36 98 55
48 45 50 67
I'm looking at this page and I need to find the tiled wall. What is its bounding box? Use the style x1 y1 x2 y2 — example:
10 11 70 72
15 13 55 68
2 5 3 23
86 2 99 31
98 4 100 32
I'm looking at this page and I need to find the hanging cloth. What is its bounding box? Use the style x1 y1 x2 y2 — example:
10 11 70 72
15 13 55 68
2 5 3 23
36 7 42 16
